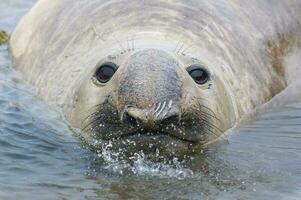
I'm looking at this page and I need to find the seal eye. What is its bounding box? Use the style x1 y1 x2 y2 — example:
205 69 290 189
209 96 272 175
94 62 118 83
187 65 210 85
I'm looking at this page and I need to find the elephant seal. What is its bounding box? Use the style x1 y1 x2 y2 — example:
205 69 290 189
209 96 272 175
9 0 301 153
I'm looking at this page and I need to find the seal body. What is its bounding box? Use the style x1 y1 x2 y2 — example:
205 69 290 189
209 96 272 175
9 0 301 151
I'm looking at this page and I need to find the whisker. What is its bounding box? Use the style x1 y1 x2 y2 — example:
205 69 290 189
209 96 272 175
113 34 126 53
197 108 221 124
200 118 223 138
177 43 185 54
126 37 130 51
197 102 223 125
174 41 180 52
131 34 135 51
87 103 105 112
82 105 106 123
82 115 102 131
82 111 99 124
82 99 119 133
190 96 216 110
192 96 213 104
155 101 166 118
199 121 223 141
181 43 195 55
198 105 223 125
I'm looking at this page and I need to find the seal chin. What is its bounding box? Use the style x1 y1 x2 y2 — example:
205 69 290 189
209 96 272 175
113 130 201 144
99 132 200 156
85 119 217 156
120 131 190 143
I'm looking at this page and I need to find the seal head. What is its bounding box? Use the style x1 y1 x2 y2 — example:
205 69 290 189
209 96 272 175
75 48 232 153
9 0 301 155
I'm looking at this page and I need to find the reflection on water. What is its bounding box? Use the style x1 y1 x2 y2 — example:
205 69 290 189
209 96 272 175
0 1 301 200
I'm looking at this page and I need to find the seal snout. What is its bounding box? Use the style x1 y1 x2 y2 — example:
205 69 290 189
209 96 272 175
121 100 181 128
115 48 183 133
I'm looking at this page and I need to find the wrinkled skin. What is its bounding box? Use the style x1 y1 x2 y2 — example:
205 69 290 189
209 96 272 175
10 0 301 154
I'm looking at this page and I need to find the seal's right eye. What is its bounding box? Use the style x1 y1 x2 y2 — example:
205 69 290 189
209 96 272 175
93 62 118 84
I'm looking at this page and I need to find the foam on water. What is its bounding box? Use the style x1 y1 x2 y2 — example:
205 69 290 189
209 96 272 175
95 141 194 179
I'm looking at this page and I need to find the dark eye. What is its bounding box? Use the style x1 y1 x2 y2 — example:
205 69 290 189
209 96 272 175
186 65 210 85
94 62 118 83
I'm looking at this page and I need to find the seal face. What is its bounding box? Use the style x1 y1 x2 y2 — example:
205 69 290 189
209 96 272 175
77 48 229 153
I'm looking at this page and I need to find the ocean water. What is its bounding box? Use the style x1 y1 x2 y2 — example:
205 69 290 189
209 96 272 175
0 1 301 199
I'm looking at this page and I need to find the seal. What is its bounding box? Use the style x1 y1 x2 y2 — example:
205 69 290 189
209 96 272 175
9 0 301 153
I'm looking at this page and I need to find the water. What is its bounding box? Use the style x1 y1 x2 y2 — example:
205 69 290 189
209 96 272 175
1 1 301 199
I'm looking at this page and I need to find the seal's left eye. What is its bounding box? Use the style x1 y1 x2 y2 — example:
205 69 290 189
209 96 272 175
94 62 118 84
187 65 210 85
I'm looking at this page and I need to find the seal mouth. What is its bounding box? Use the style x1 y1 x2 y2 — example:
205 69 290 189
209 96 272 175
115 130 200 144
90 130 204 157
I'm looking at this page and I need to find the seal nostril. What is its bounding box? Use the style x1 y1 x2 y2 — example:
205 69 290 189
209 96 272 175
122 111 139 126
121 107 181 128
160 114 180 126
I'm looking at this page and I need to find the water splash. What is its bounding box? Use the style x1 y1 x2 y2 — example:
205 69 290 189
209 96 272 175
94 141 194 179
